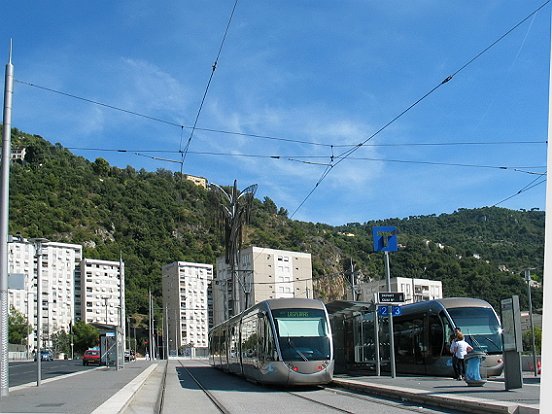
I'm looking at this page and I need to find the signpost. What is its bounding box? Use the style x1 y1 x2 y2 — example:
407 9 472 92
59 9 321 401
372 226 399 378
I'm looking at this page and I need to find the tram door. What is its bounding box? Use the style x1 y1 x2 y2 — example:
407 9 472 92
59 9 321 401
353 312 378 365
393 314 426 373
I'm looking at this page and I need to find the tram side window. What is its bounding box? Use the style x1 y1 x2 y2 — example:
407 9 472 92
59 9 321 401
259 315 276 361
241 317 259 359
428 314 444 358
230 326 238 359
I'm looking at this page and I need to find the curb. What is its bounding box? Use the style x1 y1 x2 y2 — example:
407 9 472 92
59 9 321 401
332 378 539 414
91 363 159 414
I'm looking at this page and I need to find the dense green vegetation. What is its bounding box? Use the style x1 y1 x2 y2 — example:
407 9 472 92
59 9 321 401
8 306 31 345
6 129 544 320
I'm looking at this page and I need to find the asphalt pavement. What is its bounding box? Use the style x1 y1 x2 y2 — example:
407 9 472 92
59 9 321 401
1 360 157 414
0 359 541 414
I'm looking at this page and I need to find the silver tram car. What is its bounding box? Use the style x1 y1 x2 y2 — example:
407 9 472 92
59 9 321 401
209 298 334 385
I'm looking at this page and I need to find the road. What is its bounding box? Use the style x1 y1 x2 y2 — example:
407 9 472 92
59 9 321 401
9 359 97 387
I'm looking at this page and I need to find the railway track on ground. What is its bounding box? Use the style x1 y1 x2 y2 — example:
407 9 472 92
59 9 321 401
173 360 230 414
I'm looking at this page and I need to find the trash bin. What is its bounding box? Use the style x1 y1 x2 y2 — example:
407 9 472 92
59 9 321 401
464 351 487 386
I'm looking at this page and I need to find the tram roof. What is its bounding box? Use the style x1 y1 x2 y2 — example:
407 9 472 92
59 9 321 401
325 300 375 317
325 297 495 319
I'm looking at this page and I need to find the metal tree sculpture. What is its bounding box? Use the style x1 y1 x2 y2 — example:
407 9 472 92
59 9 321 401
211 180 257 316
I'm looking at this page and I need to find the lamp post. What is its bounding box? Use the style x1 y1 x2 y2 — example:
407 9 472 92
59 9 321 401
103 296 109 326
30 237 49 387
524 269 538 376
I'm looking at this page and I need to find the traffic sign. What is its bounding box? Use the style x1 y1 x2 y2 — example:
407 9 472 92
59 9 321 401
377 292 405 303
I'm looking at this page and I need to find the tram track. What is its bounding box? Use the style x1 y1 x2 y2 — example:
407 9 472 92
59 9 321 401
174 359 231 414
287 389 358 413
160 360 455 414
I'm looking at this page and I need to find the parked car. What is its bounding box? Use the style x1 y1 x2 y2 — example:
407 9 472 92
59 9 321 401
34 349 53 361
82 349 101 366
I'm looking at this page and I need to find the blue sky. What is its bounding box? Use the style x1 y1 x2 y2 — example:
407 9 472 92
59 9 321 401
1 1 550 225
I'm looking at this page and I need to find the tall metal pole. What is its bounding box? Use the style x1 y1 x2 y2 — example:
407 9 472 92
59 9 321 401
525 269 538 376
0 40 14 399
148 290 153 360
35 243 43 387
540 14 552 406
374 309 381 376
350 258 355 300
384 251 396 378
119 255 125 360
174 309 178 357
104 297 109 326
165 305 169 359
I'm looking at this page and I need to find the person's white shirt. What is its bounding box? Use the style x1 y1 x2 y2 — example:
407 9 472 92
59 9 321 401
453 340 473 359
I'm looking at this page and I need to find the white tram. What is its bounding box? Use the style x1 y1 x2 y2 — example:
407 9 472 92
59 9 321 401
209 298 334 385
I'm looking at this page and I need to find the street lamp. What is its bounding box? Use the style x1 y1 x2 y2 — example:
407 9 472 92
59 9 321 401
524 269 538 377
103 296 109 326
29 237 49 387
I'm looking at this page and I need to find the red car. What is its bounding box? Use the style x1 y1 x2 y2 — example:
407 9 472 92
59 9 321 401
82 349 101 366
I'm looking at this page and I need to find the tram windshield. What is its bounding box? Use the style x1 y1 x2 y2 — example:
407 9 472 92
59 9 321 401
272 308 331 361
447 307 502 354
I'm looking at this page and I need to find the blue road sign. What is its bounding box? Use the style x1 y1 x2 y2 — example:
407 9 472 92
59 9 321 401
372 226 399 252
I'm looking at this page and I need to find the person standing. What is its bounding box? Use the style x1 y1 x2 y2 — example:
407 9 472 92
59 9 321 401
450 334 459 379
450 327 461 379
451 331 473 380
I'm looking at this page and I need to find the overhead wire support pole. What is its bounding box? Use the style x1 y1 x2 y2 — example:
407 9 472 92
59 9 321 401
384 251 396 379
0 40 14 399
540 7 552 408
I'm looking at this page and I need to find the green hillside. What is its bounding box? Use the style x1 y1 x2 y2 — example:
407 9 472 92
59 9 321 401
7 129 544 316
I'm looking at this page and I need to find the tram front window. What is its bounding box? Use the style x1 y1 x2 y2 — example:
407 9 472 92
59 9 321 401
447 307 502 353
272 308 331 361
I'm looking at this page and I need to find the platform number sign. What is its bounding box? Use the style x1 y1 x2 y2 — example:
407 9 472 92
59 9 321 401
378 306 401 317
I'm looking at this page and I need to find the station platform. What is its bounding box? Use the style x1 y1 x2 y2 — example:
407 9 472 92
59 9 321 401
333 372 540 414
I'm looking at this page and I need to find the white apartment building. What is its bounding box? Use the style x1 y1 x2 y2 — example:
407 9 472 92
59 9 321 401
357 277 443 304
80 258 124 328
162 261 213 350
213 246 313 326
8 239 82 348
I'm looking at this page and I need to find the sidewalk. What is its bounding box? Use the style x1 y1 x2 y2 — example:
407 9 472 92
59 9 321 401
332 373 540 414
0 361 158 414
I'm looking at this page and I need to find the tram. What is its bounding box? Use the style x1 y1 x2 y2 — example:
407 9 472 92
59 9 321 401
209 298 334 385
330 297 503 377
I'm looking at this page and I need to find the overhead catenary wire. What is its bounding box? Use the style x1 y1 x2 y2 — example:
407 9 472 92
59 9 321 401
15 78 548 152
288 0 551 219
65 145 546 175
17 79 547 152
178 0 239 172
492 175 547 207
